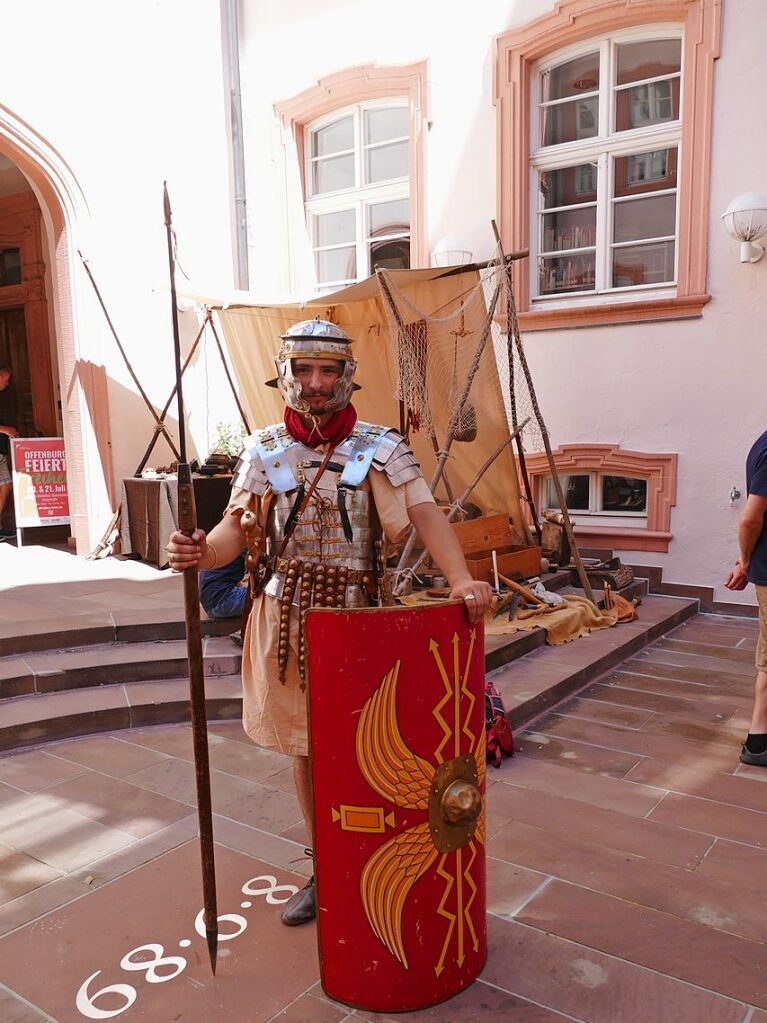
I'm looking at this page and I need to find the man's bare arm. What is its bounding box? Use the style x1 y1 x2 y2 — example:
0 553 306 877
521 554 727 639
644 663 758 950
406 502 492 622
725 493 767 590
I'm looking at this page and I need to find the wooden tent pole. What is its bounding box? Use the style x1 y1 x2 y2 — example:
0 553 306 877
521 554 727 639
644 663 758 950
392 276 503 592
399 417 530 584
133 313 209 476
490 221 595 604
207 312 251 435
78 251 182 462
490 224 539 547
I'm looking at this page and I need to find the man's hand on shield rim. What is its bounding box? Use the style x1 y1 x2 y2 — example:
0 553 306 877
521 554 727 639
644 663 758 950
450 577 493 624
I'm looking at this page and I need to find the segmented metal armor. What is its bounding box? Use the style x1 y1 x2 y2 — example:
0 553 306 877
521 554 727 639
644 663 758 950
233 420 423 679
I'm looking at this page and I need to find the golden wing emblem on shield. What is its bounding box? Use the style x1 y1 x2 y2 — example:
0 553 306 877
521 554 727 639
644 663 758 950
355 634 484 972
356 661 435 808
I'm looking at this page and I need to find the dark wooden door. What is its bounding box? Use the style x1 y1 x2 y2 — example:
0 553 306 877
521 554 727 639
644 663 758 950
0 306 35 436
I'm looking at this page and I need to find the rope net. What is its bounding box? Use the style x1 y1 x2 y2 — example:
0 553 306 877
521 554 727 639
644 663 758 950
378 263 542 514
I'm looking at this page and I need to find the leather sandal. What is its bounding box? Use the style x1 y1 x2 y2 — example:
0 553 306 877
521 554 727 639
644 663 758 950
280 875 316 926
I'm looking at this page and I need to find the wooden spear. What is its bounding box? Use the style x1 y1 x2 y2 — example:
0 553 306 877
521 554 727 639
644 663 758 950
163 183 219 975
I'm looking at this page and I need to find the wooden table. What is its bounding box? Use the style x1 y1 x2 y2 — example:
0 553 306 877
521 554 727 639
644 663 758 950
119 474 232 567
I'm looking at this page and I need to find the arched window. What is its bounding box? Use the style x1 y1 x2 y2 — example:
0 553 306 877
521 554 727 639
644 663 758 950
532 29 682 300
275 62 428 293
495 0 720 330
304 101 411 290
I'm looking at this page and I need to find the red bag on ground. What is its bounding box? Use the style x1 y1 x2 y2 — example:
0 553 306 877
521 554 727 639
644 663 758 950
485 679 514 768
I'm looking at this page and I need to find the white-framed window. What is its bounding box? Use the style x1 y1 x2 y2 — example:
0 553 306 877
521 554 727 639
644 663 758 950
544 472 649 529
531 28 682 303
304 100 411 292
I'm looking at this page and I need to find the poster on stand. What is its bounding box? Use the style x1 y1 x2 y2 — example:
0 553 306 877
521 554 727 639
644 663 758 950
10 437 70 527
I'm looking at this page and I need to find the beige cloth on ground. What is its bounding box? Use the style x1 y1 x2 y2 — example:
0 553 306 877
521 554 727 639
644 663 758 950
485 593 619 644
400 591 620 645
235 470 434 756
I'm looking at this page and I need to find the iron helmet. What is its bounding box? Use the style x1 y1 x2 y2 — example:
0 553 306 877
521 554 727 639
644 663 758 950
272 318 358 413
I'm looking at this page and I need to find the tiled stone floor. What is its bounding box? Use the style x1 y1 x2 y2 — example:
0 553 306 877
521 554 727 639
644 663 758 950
0 609 765 1020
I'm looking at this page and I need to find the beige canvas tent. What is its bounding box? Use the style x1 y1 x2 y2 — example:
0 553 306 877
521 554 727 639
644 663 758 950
193 264 526 537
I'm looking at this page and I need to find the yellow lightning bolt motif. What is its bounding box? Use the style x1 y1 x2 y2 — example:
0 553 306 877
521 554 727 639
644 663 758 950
456 847 465 966
434 853 456 977
463 840 480 952
452 632 461 758
461 628 477 750
429 638 453 765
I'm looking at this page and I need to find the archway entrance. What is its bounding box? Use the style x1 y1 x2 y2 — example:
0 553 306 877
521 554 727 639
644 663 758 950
0 115 113 554
0 156 61 538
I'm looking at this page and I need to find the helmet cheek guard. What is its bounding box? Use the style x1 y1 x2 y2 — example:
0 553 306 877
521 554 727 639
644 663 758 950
269 319 358 413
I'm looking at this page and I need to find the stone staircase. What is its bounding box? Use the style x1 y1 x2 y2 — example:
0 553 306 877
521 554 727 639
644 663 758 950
0 567 699 753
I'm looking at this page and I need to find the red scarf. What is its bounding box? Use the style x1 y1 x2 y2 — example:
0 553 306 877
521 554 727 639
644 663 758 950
284 404 358 448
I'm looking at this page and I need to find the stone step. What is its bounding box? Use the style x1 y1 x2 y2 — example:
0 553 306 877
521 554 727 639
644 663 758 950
488 594 699 731
0 608 240 658
0 637 242 699
0 674 243 752
0 593 697 754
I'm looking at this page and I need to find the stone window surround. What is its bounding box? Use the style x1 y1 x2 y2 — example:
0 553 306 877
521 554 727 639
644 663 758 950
494 0 721 331
274 62 429 271
525 443 678 552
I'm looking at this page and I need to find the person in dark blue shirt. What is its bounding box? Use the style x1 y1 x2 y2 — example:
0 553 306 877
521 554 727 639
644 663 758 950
725 429 767 765
199 548 247 621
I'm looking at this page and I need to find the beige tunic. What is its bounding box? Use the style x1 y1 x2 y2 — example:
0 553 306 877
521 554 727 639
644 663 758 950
231 469 434 756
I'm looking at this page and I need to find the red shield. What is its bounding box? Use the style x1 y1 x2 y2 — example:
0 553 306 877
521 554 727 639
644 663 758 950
305 601 487 1013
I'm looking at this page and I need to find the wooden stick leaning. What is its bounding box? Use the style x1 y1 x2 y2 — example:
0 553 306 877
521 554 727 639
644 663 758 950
498 234 539 548
394 417 529 586
207 313 251 435
78 250 182 463
392 276 504 592
134 312 209 476
490 221 596 605
163 183 219 975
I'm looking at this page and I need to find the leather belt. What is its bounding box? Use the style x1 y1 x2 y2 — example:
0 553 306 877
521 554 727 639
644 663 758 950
273 556 375 588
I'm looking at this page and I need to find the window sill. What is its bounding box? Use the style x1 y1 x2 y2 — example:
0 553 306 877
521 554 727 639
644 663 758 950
513 293 709 332
574 524 672 553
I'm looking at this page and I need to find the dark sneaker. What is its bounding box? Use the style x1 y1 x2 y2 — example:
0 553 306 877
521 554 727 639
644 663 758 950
739 744 767 766
281 875 315 926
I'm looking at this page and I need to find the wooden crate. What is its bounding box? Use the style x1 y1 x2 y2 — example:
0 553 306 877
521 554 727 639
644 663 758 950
464 544 542 584
451 513 511 554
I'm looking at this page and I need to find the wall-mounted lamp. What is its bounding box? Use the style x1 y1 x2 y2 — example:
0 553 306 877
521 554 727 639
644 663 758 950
431 237 473 268
721 192 767 263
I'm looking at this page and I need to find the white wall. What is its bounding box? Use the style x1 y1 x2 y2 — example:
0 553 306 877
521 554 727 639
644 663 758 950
238 0 767 604
0 0 241 545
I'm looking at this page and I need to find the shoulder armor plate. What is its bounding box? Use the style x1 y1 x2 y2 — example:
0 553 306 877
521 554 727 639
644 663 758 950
371 432 424 487
236 423 300 494
338 422 387 486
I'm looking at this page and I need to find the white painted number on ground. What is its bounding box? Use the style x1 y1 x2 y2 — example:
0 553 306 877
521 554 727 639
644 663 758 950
74 874 300 1019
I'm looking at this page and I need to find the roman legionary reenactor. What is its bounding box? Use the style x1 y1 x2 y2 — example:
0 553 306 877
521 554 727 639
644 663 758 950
166 319 491 939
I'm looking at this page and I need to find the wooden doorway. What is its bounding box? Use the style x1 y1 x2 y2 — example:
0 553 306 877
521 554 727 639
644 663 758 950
0 191 57 438
0 307 36 437
0 190 59 536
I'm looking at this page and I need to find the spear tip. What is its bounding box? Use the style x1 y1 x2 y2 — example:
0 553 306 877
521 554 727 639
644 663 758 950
206 928 218 976
163 181 172 226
